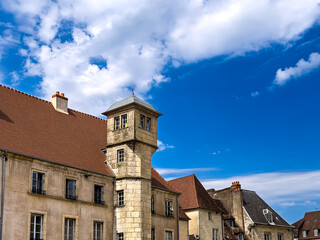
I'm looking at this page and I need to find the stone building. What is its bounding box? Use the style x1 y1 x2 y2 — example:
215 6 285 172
0 84 189 240
208 182 293 240
292 210 320 240
169 174 226 240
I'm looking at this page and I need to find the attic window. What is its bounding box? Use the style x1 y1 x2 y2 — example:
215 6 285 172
302 231 308 237
263 209 274 224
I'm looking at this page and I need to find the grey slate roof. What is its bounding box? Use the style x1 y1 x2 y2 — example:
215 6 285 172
102 95 161 115
242 190 292 227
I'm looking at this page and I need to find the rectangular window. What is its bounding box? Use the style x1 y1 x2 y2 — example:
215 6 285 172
264 233 271 240
151 196 155 214
165 200 173 217
64 218 75 240
30 214 43 240
227 219 235 227
117 233 124 240
117 149 124 163
208 212 212 220
66 179 77 200
165 231 173 240
278 234 284 240
146 117 151 131
32 172 45 195
121 114 128 128
151 228 155 240
94 185 104 205
114 116 120 130
238 233 244 240
140 115 145 128
314 229 318 236
93 222 103 240
302 231 307 238
213 229 219 240
117 190 124 206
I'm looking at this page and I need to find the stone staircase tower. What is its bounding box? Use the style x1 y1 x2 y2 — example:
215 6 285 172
102 93 161 240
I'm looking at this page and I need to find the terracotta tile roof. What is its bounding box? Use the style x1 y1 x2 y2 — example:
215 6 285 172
151 167 180 193
293 211 320 240
169 174 226 213
179 207 190 221
0 84 114 176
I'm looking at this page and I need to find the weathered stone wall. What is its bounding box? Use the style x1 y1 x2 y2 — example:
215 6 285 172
151 188 178 240
185 209 223 240
1 154 114 240
179 220 189 240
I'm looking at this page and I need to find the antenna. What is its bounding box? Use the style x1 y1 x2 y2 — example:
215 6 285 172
131 83 135 96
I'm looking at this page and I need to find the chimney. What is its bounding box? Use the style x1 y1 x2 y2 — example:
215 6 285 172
52 91 68 114
231 181 241 192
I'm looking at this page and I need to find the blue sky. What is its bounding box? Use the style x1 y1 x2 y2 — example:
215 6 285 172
1 0 320 223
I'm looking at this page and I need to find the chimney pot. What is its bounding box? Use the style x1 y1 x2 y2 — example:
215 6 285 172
61 93 65 97
56 91 59 95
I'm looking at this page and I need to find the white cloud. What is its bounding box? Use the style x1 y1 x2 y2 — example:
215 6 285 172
157 140 175 152
1 0 320 114
251 91 259 97
274 52 320 86
212 150 222 155
201 170 320 206
156 167 218 176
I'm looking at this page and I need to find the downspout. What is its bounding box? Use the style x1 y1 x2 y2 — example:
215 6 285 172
0 151 7 240
176 197 179 240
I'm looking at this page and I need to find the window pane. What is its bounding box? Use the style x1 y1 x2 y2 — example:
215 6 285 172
146 117 151 131
66 180 76 199
140 115 145 128
114 117 120 130
121 114 127 128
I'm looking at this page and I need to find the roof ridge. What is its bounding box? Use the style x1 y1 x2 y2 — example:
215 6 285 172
169 173 194 182
0 84 107 122
151 167 180 193
192 174 200 208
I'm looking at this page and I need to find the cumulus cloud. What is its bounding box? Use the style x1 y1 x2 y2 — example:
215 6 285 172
1 0 320 114
201 170 320 206
274 52 320 86
157 140 175 152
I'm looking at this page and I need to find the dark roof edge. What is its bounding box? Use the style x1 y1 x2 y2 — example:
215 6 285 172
152 185 181 195
253 222 294 228
0 148 114 178
102 102 162 117
183 207 224 213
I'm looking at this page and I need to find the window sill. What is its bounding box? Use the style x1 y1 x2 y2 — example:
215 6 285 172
27 192 108 208
115 204 126 208
113 127 128 132
138 126 151 132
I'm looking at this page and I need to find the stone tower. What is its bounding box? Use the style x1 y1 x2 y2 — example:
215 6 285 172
102 93 162 240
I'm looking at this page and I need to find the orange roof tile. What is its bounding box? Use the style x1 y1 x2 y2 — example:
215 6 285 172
169 174 226 213
0 84 114 176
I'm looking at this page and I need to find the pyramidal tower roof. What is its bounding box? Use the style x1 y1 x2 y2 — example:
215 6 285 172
102 93 161 116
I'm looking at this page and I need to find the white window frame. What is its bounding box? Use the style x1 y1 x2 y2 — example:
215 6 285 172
30 214 43 240
32 171 45 195
64 218 76 240
165 230 173 240
93 221 103 240
213 229 219 240
302 231 307 238
121 114 128 128
117 149 124 163
117 190 124 206
114 116 120 130
278 233 284 240
165 200 173 217
264 233 271 240
314 229 318 236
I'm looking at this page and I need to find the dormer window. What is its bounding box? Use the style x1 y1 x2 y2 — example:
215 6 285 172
140 115 145 128
263 209 274 224
302 231 307 237
114 117 120 130
121 114 127 128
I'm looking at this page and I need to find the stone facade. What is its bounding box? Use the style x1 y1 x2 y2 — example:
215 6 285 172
0 154 114 240
186 209 224 240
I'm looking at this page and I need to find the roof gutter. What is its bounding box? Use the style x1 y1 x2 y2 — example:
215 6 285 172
0 148 114 179
0 151 7 240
